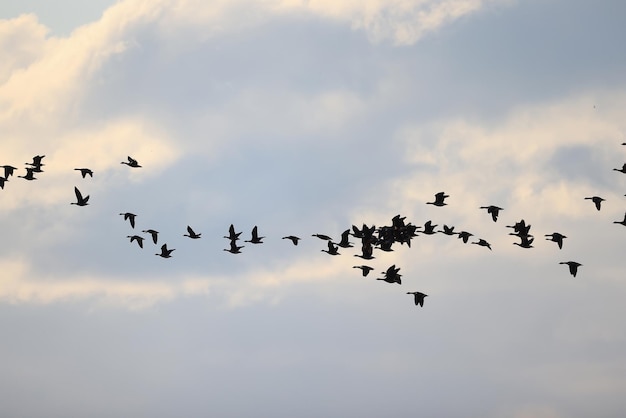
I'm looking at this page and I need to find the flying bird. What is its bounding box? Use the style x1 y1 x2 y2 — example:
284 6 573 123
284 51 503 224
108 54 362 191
0 177 5 189
472 238 492 250
312 233 332 241
127 235 144 248
545 232 567 249
17 168 36 180
512 235 534 249
584 196 605 211
422 220 437 235
457 231 473 243
321 240 340 256
224 240 244 254
26 155 45 167
282 235 301 246
121 156 141 168
71 187 89 206
407 292 428 307
439 225 457 235
120 212 137 228
1 165 17 179
245 226 264 244
613 164 626 174
224 224 241 241
184 225 201 239
560 261 582 277
156 244 175 258
353 265 374 277
480 205 503 222
74 168 93 178
426 192 449 207
336 229 354 248
613 212 626 227
142 229 159 244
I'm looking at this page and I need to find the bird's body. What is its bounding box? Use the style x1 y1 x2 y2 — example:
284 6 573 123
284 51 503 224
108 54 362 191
127 235 144 248
121 156 141 168
613 164 626 174
457 231 473 243
26 155 45 167
224 241 244 254
422 220 437 235
74 168 93 178
120 212 136 228
245 226 264 244
0 177 5 189
585 196 605 211
354 242 375 260
17 168 36 180
407 291 427 307
480 205 503 222
224 224 241 241
353 265 374 277
312 233 332 241
71 187 89 206
321 240 340 255
512 235 534 249
439 225 457 235
426 192 449 207
336 229 354 248
545 232 566 249
282 235 301 245
142 229 159 244
156 244 175 258
184 225 201 239
613 213 626 227
560 261 582 277
1 165 17 179
472 238 492 250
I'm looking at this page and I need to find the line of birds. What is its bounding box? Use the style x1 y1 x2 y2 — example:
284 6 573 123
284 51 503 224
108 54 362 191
3 145 626 308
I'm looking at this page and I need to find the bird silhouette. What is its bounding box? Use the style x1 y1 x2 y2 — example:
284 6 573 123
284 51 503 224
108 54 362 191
120 212 137 228
426 192 449 207
156 244 175 258
512 235 534 249
142 229 159 244
282 235 301 245
127 235 144 248
584 196 605 211
613 164 626 174
245 226 264 244
354 242 375 260
560 261 582 277
224 224 241 241
407 291 427 307
71 187 89 206
353 265 374 277
224 240 244 254
184 225 201 239
480 205 503 222
336 229 354 248
121 156 141 168
321 240 340 255
545 232 566 249
377 265 402 284
457 231 473 243
422 220 437 235
439 225 457 235
312 233 332 241
17 168 36 180
74 168 93 178
0 177 5 189
1 165 17 179
472 238 492 250
26 155 45 167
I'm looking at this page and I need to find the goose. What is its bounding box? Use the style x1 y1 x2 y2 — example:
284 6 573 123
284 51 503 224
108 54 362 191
560 261 582 277
0 177 5 189
336 229 354 248
71 187 89 206
613 164 626 174
224 224 241 241
353 265 374 277
224 241 244 254
354 242 375 260
407 291 427 307
26 155 45 167
282 235 301 245
426 192 449 207
545 232 566 249
142 229 159 244
457 231 473 243
121 156 141 168
120 212 137 228
512 235 534 249
506 219 531 236
1 165 17 179
321 240 340 255
377 265 402 284
17 168 36 180
245 226 264 244
472 238 492 250
584 196 605 211
480 205 503 222
439 225 457 235
127 235 144 248
422 220 437 235
74 168 93 178
156 244 175 258
184 225 201 239
613 212 626 226
312 233 332 241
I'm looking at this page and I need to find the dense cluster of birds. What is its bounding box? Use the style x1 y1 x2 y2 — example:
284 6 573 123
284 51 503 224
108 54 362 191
3 146 626 308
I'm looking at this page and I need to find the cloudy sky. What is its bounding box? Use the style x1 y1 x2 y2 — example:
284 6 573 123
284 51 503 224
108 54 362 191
1 0 626 416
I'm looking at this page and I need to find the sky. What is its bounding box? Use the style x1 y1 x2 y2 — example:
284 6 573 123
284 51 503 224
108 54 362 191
1 0 626 416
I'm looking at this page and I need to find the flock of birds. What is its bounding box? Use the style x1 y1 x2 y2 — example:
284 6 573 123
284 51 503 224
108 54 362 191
2 147 626 308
